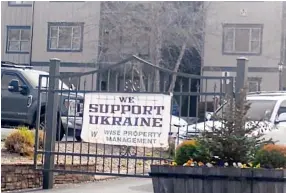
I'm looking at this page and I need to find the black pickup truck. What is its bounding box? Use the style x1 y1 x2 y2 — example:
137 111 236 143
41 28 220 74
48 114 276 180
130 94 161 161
1 62 83 141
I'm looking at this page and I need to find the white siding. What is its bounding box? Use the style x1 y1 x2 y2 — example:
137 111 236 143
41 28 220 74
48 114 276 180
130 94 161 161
1 1 32 64
202 1 283 95
31 1 100 64
204 1 283 68
1 1 101 68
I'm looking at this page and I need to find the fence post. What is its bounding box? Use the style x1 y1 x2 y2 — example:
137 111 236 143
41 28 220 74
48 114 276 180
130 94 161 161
235 57 248 102
43 58 60 189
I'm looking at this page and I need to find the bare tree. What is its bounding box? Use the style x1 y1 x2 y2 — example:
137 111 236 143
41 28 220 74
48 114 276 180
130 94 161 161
99 2 209 92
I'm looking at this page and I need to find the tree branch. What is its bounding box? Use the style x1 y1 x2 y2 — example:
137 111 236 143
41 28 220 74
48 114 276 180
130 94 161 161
168 42 187 92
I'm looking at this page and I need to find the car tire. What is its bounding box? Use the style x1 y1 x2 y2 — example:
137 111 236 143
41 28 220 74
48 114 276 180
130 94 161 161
75 136 82 142
39 114 64 141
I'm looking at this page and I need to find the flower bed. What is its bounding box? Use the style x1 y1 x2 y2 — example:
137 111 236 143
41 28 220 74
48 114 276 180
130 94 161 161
149 141 286 193
149 165 286 193
149 92 286 193
165 140 286 169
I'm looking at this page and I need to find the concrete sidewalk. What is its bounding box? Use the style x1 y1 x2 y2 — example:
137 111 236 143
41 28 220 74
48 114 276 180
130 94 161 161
8 178 153 193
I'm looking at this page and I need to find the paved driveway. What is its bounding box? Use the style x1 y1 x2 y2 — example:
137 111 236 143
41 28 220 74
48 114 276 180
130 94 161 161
1 127 74 141
9 178 153 193
1 127 16 140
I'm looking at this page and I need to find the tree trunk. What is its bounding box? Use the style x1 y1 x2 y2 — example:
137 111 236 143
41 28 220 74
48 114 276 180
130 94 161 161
134 66 147 92
153 41 162 92
168 42 187 92
149 30 162 92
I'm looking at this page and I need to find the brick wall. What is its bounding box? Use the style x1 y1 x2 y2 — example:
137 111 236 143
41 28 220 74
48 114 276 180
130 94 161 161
1 164 101 192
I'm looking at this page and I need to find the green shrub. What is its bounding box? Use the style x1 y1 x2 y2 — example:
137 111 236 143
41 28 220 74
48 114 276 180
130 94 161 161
254 145 286 169
198 89 273 164
175 140 210 165
5 127 35 156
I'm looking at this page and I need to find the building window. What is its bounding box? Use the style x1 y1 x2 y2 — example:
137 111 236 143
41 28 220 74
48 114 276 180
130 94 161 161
222 24 263 55
249 81 259 92
6 26 31 54
49 1 85 2
248 77 262 92
8 1 32 6
47 22 84 52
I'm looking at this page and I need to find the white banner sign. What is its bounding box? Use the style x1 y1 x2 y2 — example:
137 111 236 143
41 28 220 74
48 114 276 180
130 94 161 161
81 93 172 148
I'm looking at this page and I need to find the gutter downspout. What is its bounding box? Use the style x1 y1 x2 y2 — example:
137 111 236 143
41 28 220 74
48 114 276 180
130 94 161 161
29 1 35 66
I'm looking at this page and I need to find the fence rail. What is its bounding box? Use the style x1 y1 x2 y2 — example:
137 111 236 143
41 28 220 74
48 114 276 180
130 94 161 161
33 55 248 189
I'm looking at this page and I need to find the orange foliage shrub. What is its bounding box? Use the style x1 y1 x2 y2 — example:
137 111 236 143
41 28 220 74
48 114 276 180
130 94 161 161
262 144 286 155
176 139 197 150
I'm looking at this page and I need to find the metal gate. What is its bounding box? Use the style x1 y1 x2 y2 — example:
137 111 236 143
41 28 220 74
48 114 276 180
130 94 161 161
33 55 235 189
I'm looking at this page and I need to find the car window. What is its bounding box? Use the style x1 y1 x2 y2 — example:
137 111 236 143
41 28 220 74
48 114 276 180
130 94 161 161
21 70 70 90
277 100 286 116
215 99 277 121
1 73 24 89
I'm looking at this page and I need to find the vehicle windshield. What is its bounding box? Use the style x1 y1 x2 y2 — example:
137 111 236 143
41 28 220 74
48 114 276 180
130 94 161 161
215 99 277 121
23 70 70 90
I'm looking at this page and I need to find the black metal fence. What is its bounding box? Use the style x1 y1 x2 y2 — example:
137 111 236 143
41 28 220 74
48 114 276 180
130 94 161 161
33 55 246 189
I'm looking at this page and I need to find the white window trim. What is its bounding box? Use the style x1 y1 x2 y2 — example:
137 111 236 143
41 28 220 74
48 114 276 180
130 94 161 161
248 81 259 92
8 1 32 5
48 24 82 51
226 27 262 54
223 25 262 55
7 28 30 52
